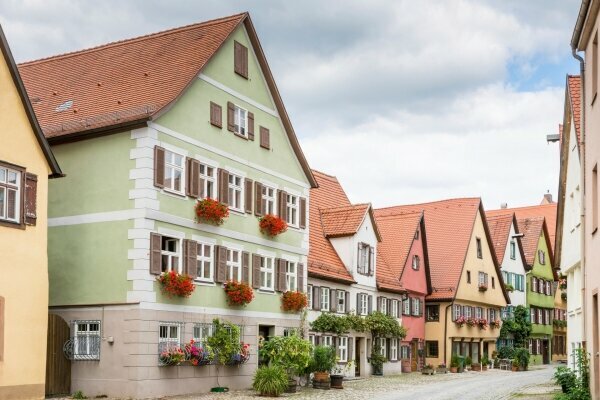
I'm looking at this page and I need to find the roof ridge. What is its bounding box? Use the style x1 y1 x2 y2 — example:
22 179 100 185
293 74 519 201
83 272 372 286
375 197 480 211
311 169 341 181
320 203 369 212
19 12 247 67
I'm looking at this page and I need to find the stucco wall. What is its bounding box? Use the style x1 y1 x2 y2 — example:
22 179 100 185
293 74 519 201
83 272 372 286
500 221 527 307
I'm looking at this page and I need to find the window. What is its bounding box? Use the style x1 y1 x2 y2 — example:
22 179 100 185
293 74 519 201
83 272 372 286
476 237 482 258
159 322 181 355
391 299 399 318
464 306 473 318
532 277 538 293
510 240 516 259
338 337 348 362
412 255 420 270
321 287 330 311
163 150 185 194
322 336 333 347
426 341 439 358
545 309 551 325
286 194 299 227
478 271 488 287
193 323 213 344
546 281 551 296
199 163 216 199
492 277 495 289
234 41 248 78
530 308 536 324
261 185 276 215
426 305 440 321
390 338 398 361
400 344 410 359
537 309 543 325
260 256 275 291
233 105 248 137
359 293 368 316
403 298 411 316
73 321 101 360
536 339 541 355
538 250 546 265
357 242 374 275
283 328 298 337
380 297 387 314
227 173 243 211
196 242 214 282
475 307 483 319
285 261 297 291
226 249 242 281
307 285 313 309
414 229 420 240
453 304 462 321
161 236 181 273
337 290 346 313
0 164 21 223
489 308 497 322
411 298 421 316
379 337 387 357
308 335 315 346
467 270 471 283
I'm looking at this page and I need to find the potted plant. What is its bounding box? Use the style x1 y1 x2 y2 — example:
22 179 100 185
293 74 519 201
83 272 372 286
511 358 519 372
481 355 489 371
465 356 472 371
514 348 530 371
330 361 353 389
490 319 501 329
159 345 185 366
554 366 577 394
258 214 288 237
561 292 567 301
206 319 247 392
259 335 312 393
466 318 476 327
477 318 488 330
422 363 435 375
157 270 195 298
478 283 488 291
252 365 289 397
454 316 466 327
369 349 386 376
436 363 447 374
223 280 254 306
281 291 308 312
311 345 336 389
450 355 459 373
184 339 214 366
195 198 229 225
471 361 481 372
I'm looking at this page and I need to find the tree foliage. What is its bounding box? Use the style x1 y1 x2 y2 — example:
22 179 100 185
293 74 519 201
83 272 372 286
499 305 531 347
259 335 313 377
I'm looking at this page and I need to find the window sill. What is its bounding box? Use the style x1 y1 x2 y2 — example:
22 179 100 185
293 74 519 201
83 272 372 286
229 208 245 215
0 219 25 230
258 289 276 295
194 280 216 287
234 132 249 141
162 189 187 198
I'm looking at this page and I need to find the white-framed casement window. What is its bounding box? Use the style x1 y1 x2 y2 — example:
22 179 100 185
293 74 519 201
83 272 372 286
545 309 551 325
227 173 244 211
73 321 101 360
403 298 411 316
454 304 462 320
164 150 185 194
390 338 398 361
475 307 483 319
411 298 420 316
489 308 497 321
532 277 538 292
337 290 346 313
260 256 275 291
338 336 348 362
285 261 297 291
380 297 387 314
510 240 516 259
199 162 216 199
262 185 276 215
286 194 299 227
537 309 543 325
308 335 315 346
391 299 399 318
536 339 541 354
412 255 420 270
530 308 536 324
379 337 387 357
226 249 242 281
307 285 313 309
159 322 181 351
322 335 333 347
0 165 21 223
401 344 410 359
464 306 473 319
360 293 368 316
357 242 374 275
193 323 214 344
233 104 248 137
546 281 551 296
478 271 488 286
196 242 214 282
321 287 330 311
161 236 181 273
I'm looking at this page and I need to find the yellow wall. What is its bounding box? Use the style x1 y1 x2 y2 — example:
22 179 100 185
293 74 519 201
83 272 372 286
0 50 51 399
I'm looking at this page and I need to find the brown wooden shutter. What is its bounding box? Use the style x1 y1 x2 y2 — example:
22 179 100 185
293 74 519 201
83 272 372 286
376 296 381 312
210 102 222 128
247 112 255 140
227 102 235 132
368 295 373 314
277 190 288 220
387 299 392 316
313 287 321 311
244 178 253 214
154 146 165 188
186 158 201 198
252 254 262 289
215 245 228 283
277 258 287 292
259 126 270 149
242 251 250 283
0 296 4 361
299 197 307 229
297 262 304 293
24 172 38 226
330 289 337 312
150 233 162 275
182 240 198 279
254 182 264 216
234 41 248 78
218 169 229 205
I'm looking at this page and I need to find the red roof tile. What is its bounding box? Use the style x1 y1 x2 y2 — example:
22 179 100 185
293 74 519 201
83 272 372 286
375 211 422 278
568 75 581 145
515 216 544 267
485 212 514 265
376 248 405 294
321 204 370 238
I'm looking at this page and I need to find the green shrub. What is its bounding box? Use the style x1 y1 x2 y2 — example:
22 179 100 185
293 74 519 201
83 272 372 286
514 348 530 370
481 355 489 365
554 366 577 393
497 346 515 360
252 365 289 397
259 335 312 377
311 345 336 373
465 356 472 366
72 391 87 400
450 354 459 368
310 313 351 334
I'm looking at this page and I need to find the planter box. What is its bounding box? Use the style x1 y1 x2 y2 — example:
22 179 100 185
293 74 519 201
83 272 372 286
436 367 448 374
422 368 435 375
330 375 344 389
313 380 331 390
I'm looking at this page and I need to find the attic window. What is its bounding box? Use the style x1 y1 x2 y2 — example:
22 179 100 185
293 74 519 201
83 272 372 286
234 41 248 79
55 100 73 112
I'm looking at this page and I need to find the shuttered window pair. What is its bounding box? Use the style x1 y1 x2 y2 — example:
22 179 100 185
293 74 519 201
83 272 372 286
377 296 401 318
226 102 254 140
251 255 304 292
0 162 37 227
411 298 422 317
356 292 372 316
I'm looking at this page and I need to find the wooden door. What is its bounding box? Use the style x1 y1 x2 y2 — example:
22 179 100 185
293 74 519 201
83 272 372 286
355 338 361 376
411 341 418 371
45 314 71 396
542 340 550 365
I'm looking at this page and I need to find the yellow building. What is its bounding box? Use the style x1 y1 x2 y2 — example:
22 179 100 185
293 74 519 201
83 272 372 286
377 198 509 367
0 25 62 399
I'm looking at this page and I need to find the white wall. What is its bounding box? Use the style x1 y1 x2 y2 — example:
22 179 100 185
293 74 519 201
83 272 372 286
501 221 527 307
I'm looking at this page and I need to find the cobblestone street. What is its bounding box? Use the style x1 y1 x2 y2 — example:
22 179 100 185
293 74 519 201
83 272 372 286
168 364 559 400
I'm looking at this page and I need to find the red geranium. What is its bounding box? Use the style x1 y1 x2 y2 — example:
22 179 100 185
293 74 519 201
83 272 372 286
224 280 254 306
157 271 196 297
281 291 308 312
195 198 229 225
258 214 288 237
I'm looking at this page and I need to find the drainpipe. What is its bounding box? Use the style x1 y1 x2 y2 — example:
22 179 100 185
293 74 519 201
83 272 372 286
571 45 586 353
443 303 452 365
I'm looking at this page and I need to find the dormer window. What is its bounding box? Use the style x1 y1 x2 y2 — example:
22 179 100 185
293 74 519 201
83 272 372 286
412 255 420 271
357 242 374 276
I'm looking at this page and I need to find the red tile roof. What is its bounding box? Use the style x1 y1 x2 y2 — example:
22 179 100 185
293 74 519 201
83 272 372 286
321 204 370 238
376 198 483 301
308 171 355 284
485 212 514 265
376 248 405 294
514 216 544 267
568 75 581 145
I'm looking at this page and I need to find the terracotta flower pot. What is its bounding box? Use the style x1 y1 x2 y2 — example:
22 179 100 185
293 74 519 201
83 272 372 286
450 366 458 373
314 371 330 382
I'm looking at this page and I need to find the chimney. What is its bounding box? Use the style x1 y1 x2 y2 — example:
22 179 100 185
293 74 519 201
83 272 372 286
541 193 553 205
500 203 508 209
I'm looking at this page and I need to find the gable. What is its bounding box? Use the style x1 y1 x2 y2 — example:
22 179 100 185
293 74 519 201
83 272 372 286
531 230 556 280
399 224 429 296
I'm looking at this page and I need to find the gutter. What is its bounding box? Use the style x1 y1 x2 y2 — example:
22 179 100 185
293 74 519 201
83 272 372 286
444 303 452 365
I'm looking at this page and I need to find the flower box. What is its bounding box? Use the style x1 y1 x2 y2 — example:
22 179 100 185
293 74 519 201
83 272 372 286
157 271 196 297
436 366 448 374
478 283 488 292
159 346 185 366
477 318 488 330
422 367 435 375
258 214 288 237
184 339 214 366
490 319 501 329
466 317 476 327
195 198 229 225
455 316 466 327
224 280 254 306
227 344 250 366
281 291 308 312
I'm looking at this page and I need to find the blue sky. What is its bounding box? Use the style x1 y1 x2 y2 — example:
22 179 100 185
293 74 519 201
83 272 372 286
0 0 584 209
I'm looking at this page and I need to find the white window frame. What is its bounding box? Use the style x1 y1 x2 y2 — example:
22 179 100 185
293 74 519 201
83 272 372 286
537 309 543 325
360 293 368 316
357 242 373 275
380 297 387 314
233 104 248 137
0 165 21 223
199 162 217 199
193 323 214 344
403 298 411 316
412 255 420 270
227 173 244 212
391 299 399 318
73 321 101 360
163 150 185 195
321 287 330 311
337 290 346 313
285 261 297 291
390 338 398 361
411 298 420 316
322 335 333 347
226 249 242 281
307 285 313 309
286 193 299 227
338 336 348 362
532 277 538 292
379 337 386 357
539 250 546 265
465 306 473 319
161 236 181 273
308 335 315 346
401 344 410 359
196 242 214 283
262 185 276 215
260 256 275 291
159 322 181 352
475 307 482 319
454 304 462 319
510 240 516 259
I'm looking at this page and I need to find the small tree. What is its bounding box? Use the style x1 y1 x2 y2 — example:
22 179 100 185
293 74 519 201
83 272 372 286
259 335 313 384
